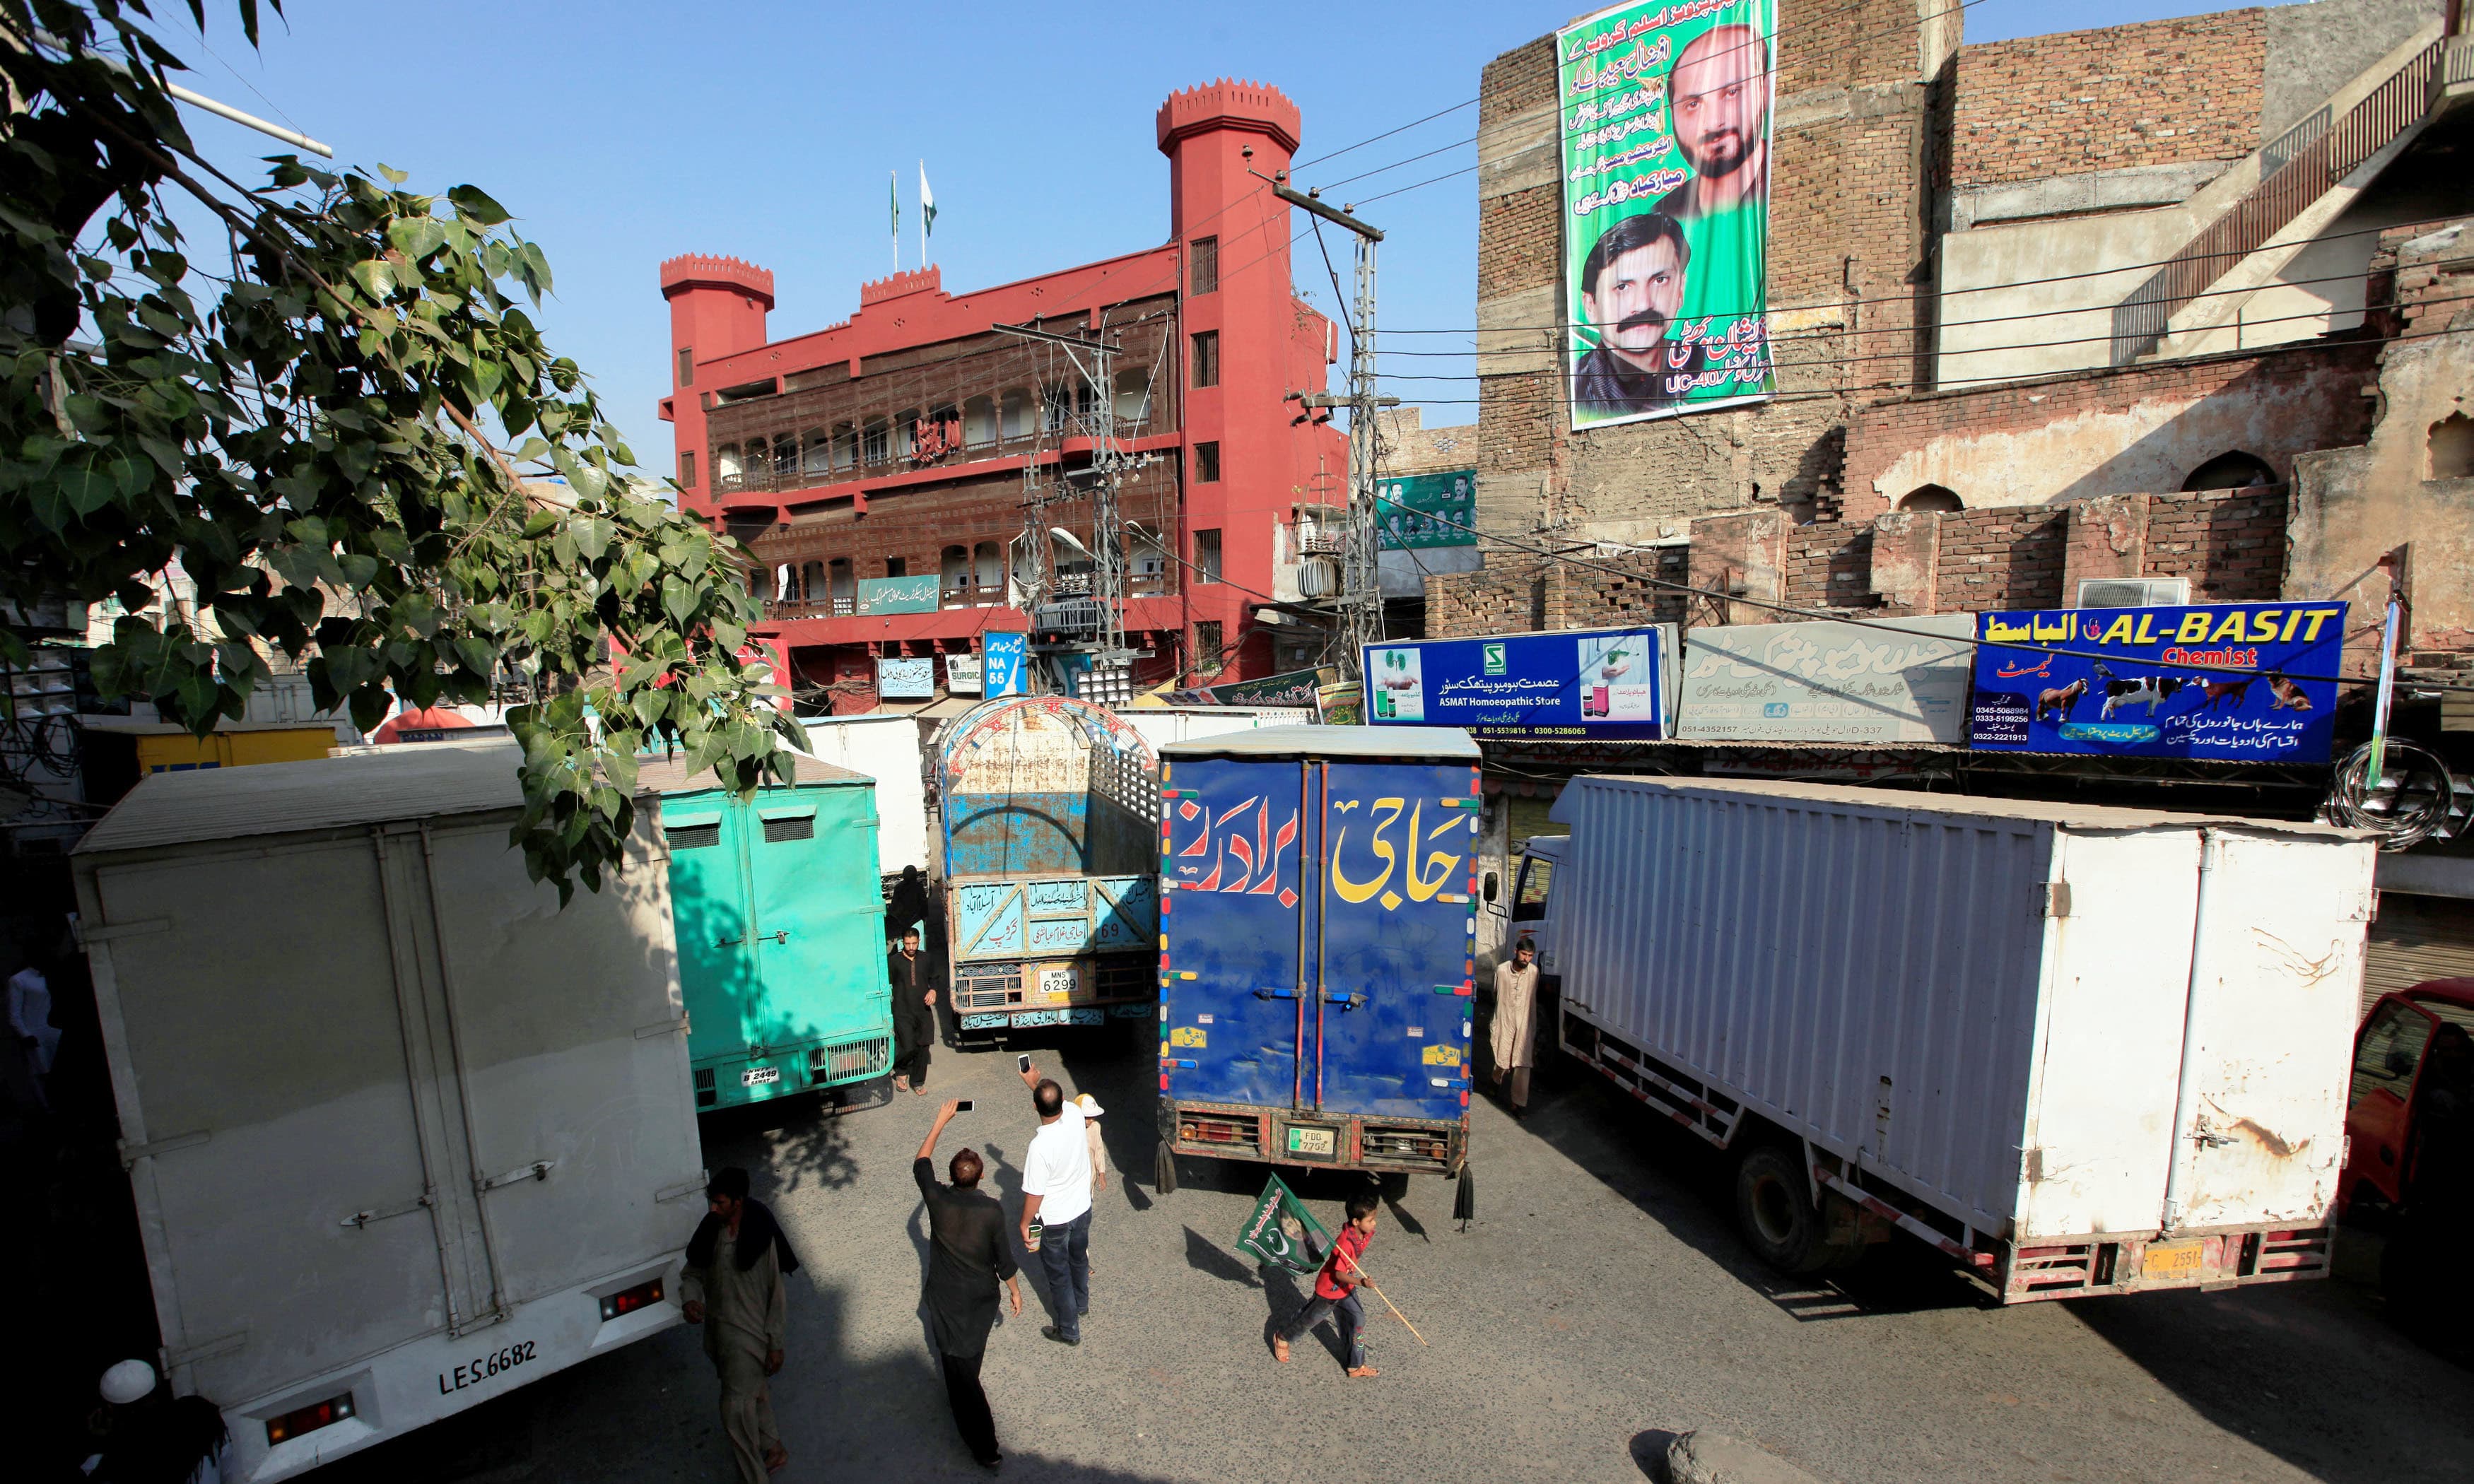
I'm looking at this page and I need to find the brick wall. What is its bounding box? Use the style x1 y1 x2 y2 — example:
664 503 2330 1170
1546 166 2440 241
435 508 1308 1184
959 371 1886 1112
1953 13 2266 188
2142 487 2286 601
1933 505 2070 611
1843 342 2380 517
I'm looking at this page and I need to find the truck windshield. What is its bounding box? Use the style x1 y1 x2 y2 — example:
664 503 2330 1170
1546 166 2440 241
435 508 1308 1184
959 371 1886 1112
2352 999 2436 1109
1513 855 1554 921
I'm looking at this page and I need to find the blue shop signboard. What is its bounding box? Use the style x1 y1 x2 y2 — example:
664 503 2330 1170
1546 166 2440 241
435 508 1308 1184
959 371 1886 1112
1363 626 1675 740
1968 601 2347 762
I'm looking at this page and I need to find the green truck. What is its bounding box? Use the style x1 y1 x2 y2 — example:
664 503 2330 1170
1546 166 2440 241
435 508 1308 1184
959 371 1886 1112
644 754 895 1112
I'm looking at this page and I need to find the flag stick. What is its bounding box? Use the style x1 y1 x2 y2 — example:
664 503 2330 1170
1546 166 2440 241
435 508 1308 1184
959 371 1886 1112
1329 1244 1427 1346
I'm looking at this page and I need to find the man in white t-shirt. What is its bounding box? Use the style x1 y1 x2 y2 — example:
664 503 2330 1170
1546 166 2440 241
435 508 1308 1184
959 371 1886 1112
1016 1059 1093 1345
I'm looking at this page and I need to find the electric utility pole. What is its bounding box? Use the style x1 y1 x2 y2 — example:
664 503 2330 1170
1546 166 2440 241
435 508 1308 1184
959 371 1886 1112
992 320 1136 699
1272 178 1394 683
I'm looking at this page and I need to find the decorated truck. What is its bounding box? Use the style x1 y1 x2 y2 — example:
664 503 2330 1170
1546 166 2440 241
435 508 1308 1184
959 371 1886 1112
929 694 1160 1035
1153 726 1482 1211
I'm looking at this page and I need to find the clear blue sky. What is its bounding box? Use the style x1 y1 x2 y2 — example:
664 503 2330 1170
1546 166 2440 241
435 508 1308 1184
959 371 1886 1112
163 0 2288 476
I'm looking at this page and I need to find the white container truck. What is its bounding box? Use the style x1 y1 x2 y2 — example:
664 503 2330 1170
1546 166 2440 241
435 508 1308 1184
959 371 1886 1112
73 743 707 1478
1511 777 2374 1302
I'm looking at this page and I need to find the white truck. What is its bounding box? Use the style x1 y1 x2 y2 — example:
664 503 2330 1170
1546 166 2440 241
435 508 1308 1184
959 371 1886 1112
74 742 707 1478
1509 777 2375 1302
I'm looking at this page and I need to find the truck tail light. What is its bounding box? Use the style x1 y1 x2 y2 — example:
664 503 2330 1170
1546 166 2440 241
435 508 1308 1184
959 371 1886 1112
265 1391 355 1445
600 1277 664 1321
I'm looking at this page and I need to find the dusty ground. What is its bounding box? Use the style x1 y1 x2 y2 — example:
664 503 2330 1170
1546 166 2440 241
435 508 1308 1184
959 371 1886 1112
327 1034 2474 1484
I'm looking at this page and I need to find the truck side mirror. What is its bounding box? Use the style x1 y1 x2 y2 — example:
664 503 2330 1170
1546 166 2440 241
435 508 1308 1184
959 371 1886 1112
1482 871 1499 903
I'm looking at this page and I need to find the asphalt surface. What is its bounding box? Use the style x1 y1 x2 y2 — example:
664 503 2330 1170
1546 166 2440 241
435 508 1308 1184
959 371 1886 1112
328 1034 2474 1484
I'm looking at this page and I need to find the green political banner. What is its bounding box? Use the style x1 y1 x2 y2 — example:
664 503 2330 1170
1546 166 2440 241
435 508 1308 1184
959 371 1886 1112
1559 0 1776 430
1235 1173 1331 1276
857 574 939 615
1376 469 1477 550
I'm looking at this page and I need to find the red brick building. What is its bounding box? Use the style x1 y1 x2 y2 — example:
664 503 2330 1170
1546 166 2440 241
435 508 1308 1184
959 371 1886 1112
657 82 1346 712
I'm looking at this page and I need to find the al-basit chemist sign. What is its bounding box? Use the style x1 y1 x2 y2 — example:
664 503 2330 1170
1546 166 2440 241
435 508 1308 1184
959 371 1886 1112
1559 0 1778 430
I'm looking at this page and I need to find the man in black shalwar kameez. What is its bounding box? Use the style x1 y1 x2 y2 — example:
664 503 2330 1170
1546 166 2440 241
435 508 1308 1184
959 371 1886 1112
915 1099 1024 1470
890 927 937 1093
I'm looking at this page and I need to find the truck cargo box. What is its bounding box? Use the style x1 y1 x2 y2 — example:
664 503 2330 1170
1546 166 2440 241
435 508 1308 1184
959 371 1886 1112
1158 726 1482 1183
74 743 705 1478
1535 776 2374 1300
643 752 894 1110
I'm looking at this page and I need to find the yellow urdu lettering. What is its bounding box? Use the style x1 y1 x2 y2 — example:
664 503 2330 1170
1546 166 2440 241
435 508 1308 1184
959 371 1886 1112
1405 803 1465 902
1330 797 1405 904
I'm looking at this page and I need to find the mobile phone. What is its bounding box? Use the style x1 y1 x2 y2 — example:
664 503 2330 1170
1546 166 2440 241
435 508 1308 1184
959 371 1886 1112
955 1099 974 1113
1017 1054 1031 1073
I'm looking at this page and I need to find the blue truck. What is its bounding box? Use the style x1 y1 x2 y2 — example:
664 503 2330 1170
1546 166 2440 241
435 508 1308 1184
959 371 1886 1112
644 753 895 1112
1152 726 1481 1207
932 695 1161 1035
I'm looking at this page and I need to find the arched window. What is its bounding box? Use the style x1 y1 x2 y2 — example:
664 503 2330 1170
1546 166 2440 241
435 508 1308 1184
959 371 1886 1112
714 442 744 487
940 544 971 597
1001 388 1033 440
831 422 857 471
2431 413 2474 480
973 541 1002 594
963 395 997 449
827 558 854 611
799 561 825 601
2181 451 2275 491
801 428 831 479
861 418 889 465
772 435 797 479
1899 484 1961 512
894 408 920 459
1113 369 1151 427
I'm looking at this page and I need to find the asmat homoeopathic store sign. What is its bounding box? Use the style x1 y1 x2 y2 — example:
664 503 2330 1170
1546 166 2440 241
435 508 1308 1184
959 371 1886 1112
1677 615 1975 745
1364 627 1677 741
1968 601 2347 762
1558 0 1778 430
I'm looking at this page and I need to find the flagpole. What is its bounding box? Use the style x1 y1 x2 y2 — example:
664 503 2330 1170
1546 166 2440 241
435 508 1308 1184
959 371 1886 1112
918 158 926 271
891 168 899 273
1328 1244 1428 1346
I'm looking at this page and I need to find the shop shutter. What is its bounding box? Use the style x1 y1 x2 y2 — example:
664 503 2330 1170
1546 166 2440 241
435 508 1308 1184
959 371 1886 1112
2362 891 2474 1020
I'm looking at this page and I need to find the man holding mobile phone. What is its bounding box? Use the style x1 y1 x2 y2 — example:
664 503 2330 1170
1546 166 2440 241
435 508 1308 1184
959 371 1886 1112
916 1099 1021 1471
1015 1057 1094 1345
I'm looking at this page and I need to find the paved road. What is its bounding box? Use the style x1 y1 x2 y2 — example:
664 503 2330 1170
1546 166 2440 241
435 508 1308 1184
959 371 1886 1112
330 1035 2474 1484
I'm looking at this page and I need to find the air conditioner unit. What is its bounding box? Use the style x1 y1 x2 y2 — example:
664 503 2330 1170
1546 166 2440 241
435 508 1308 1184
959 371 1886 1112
2075 577 2190 609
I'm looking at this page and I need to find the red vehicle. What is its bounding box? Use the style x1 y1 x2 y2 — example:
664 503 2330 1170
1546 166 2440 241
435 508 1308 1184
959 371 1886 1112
2343 979 2474 1217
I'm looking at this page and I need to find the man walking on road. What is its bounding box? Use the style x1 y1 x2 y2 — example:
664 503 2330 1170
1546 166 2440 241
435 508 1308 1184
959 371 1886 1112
682 1167 797 1481
916 1099 1025 1471
1488 938 1542 1114
1272 1185 1382 1377
890 927 936 1094
1016 1059 1093 1345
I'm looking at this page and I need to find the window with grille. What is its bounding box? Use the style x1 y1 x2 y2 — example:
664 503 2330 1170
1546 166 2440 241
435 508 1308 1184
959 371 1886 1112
676 346 693 387
1195 620 1224 671
1193 441 1220 483
665 823 720 851
762 813 815 844
1190 236 1218 296
1190 331 1219 389
1195 529 1222 585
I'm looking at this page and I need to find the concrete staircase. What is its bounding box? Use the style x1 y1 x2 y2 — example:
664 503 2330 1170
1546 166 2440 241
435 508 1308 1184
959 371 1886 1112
2110 25 2474 365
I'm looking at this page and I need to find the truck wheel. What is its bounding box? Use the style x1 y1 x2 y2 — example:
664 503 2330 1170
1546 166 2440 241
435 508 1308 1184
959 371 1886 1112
1154 1139 1178 1195
1734 1144 1834 1276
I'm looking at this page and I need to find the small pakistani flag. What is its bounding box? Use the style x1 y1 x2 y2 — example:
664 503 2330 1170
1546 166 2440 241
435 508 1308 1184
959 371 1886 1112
889 169 898 237
919 162 937 240
1236 1173 1330 1274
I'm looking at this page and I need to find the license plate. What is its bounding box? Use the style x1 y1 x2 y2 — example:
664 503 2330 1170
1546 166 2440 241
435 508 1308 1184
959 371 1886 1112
1286 1126 1337 1156
1012 1009 1067 1027
741 1066 780 1087
2141 1239 2205 1280
1039 968 1077 996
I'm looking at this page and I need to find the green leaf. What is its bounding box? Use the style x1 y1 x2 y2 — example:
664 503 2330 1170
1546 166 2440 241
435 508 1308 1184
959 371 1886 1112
377 163 411 185
448 184 512 226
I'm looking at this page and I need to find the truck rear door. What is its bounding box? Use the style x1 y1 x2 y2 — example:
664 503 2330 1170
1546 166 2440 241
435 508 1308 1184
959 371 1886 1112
1316 760 1478 1120
1163 758 1315 1107
751 784 892 1075
660 796 761 1075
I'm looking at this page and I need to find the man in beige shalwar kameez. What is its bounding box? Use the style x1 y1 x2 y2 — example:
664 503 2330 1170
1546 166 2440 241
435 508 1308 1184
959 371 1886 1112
1489 939 1542 1112
682 1167 792 1481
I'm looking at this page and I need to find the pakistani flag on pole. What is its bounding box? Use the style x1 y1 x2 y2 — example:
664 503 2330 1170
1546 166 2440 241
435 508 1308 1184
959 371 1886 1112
919 162 937 264
1236 1173 1330 1274
888 169 898 270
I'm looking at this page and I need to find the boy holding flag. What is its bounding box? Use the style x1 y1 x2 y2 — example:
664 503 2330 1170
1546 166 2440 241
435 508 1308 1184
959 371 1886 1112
1271 1186 1383 1377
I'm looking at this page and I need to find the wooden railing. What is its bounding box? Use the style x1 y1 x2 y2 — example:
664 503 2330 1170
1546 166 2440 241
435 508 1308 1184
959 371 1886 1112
2110 39 2447 365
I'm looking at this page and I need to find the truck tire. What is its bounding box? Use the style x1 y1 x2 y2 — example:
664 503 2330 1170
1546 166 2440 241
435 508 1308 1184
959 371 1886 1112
1733 1144 1835 1276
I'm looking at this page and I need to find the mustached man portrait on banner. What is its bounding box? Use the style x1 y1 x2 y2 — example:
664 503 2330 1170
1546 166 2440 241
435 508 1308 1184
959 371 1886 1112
1561 0 1778 428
